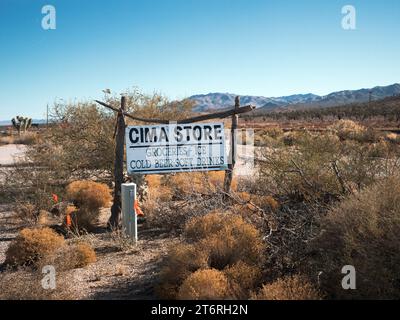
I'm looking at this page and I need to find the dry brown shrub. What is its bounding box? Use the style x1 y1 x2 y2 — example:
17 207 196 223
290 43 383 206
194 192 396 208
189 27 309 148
66 180 112 210
157 243 209 299
177 269 229 300
328 119 366 140
145 174 163 188
166 172 236 197
15 202 38 225
0 269 76 300
187 213 264 269
224 261 262 299
183 211 227 242
158 212 265 299
66 181 111 230
5 227 65 266
252 275 321 300
311 175 400 299
39 242 96 271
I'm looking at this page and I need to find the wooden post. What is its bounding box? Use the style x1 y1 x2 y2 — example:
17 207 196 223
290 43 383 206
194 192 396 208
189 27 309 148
224 96 240 193
109 96 126 228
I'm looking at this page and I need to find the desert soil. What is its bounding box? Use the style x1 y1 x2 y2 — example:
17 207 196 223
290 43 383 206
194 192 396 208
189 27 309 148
0 144 27 166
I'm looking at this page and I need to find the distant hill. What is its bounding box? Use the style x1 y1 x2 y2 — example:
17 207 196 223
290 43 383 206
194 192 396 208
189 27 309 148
189 83 400 111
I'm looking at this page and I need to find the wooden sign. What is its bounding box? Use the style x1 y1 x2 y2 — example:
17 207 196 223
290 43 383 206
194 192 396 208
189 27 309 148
125 123 227 174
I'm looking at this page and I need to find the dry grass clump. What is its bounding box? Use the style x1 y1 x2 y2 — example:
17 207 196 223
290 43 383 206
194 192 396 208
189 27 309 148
252 275 321 300
0 269 76 300
158 212 265 299
177 269 230 300
224 261 262 299
65 180 112 230
165 172 237 198
282 131 302 146
156 243 209 299
5 227 65 266
312 175 400 299
66 180 112 210
39 242 96 271
328 119 366 140
184 213 264 269
15 202 38 225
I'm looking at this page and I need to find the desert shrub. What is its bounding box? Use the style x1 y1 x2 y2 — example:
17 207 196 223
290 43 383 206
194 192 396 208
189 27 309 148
73 243 97 267
328 119 366 141
65 180 111 230
260 131 400 202
5 227 65 266
251 195 280 211
311 175 400 299
0 268 77 300
252 275 321 300
66 180 111 210
282 131 297 146
184 212 264 269
14 202 38 225
158 212 265 299
157 243 209 299
39 242 96 271
224 261 262 299
177 269 230 300
200 226 263 270
165 172 237 199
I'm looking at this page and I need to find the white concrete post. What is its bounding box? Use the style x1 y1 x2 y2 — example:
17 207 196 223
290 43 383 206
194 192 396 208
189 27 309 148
121 183 138 242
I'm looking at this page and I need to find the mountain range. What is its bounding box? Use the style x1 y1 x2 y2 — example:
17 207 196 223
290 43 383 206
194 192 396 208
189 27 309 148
189 83 400 112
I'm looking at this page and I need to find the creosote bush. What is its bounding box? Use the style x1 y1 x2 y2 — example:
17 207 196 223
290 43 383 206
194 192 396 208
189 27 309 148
311 175 400 299
178 269 230 300
252 275 321 300
5 227 65 266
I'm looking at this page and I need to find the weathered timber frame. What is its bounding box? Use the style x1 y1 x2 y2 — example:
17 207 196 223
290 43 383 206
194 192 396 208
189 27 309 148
95 96 255 227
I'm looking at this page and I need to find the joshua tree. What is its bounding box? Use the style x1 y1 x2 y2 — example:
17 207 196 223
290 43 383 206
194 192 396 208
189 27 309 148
11 116 32 136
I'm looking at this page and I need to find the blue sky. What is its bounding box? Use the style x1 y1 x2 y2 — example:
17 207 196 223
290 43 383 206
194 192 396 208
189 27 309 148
0 0 399 119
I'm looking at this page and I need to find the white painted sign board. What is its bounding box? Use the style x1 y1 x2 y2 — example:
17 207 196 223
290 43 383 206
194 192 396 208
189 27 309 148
125 123 228 174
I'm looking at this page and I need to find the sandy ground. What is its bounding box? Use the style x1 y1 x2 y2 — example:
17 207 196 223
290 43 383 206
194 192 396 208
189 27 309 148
0 144 27 165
